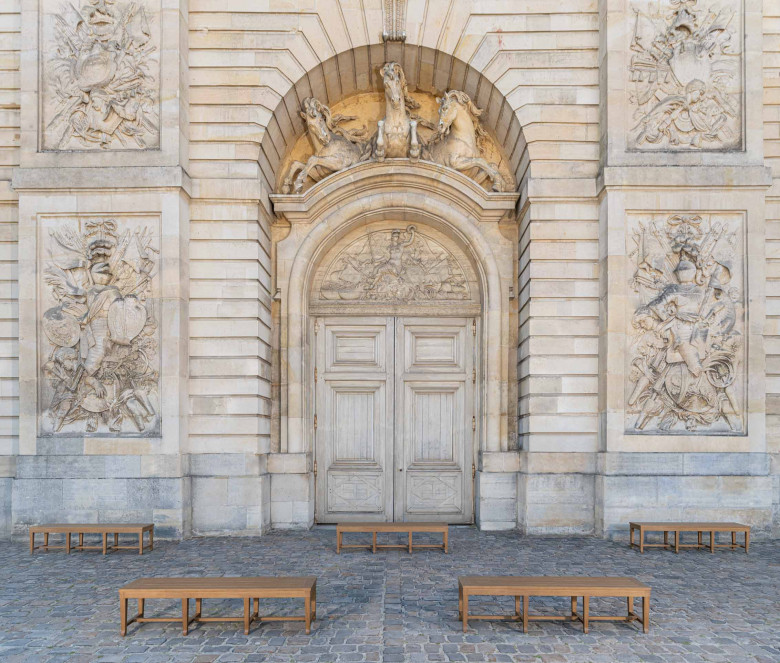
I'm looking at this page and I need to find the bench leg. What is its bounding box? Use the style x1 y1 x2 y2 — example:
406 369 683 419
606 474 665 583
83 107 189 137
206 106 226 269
120 597 128 636
732 531 736 548
305 596 312 634
408 531 412 554
515 596 520 620
745 530 750 553
114 533 119 548
337 530 341 554
78 533 83 549
582 596 589 633
664 531 668 548
639 528 644 554
139 532 144 555
571 596 577 619
522 595 529 634
196 598 202 619
182 599 189 635
372 531 377 554
627 596 633 620
66 532 71 554
244 597 251 635
462 594 468 632
29 531 34 554
102 533 107 555
44 532 49 548
698 531 702 547
643 595 650 633
674 530 679 554
710 530 715 554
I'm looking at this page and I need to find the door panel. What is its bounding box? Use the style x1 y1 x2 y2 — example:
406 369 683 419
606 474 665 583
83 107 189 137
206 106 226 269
315 316 475 523
315 318 394 522
395 319 473 523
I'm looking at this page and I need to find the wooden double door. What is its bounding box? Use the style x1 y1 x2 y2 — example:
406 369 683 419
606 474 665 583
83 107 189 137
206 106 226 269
314 316 476 523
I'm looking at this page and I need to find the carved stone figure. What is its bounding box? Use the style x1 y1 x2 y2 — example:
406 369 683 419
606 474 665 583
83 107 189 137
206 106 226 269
280 62 512 193
40 217 160 436
42 0 159 151
425 90 506 192
628 0 741 151
320 226 469 302
626 213 744 435
282 98 371 193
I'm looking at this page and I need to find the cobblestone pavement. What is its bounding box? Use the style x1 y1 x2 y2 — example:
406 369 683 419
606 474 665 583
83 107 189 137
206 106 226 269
0 528 778 662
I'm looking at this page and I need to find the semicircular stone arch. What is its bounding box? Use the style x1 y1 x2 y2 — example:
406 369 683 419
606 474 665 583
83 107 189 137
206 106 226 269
258 44 528 194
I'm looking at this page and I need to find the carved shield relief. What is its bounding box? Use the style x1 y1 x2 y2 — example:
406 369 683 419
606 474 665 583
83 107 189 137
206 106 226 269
625 212 746 435
39 0 161 151
310 223 480 316
37 215 161 437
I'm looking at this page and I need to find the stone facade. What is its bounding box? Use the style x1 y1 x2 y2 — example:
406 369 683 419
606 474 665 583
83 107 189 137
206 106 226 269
0 0 777 539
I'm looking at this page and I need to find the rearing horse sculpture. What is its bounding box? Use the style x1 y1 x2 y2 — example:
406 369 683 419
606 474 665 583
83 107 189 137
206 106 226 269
374 61 423 160
282 97 371 194
425 90 506 192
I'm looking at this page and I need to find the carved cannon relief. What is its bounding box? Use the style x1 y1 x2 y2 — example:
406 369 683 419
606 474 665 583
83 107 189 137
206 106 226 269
40 0 160 151
625 212 745 435
279 62 513 194
627 0 742 151
38 215 160 437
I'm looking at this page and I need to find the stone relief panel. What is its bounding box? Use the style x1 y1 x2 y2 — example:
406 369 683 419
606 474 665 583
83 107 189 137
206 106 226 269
40 0 160 151
316 226 471 304
280 62 514 194
625 212 745 435
628 0 743 151
38 215 160 437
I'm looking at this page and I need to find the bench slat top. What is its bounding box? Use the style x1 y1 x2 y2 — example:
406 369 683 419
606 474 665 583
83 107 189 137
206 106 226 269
30 523 153 532
120 577 316 591
630 522 749 530
337 522 447 531
458 576 650 591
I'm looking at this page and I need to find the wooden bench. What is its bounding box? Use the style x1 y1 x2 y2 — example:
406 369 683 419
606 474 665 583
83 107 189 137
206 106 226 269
119 576 317 636
29 523 154 555
629 522 750 554
336 521 448 554
458 576 650 634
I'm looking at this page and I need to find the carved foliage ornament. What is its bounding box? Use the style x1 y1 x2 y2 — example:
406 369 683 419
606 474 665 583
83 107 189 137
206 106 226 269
281 62 508 194
41 0 160 151
39 216 160 437
319 226 470 303
626 213 745 435
628 0 742 151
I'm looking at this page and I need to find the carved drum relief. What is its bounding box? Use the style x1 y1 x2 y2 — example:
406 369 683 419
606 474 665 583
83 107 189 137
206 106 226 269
625 212 745 435
310 223 480 315
38 215 161 437
40 0 161 151
628 0 743 151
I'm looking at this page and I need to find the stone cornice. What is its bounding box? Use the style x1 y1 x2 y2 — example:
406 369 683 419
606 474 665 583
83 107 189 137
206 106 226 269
270 160 520 225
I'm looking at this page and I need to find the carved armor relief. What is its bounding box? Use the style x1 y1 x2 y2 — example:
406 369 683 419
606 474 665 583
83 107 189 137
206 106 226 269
625 212 745 435
627 0 743 151
40 0 161 151
38 215 161 437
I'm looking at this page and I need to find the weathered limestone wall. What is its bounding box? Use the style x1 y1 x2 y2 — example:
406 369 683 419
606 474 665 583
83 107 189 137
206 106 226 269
0 0 19 538
766 0 780 537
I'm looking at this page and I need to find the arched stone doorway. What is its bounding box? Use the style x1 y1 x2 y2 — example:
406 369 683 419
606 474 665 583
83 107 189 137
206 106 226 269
272 162 518 527
267 54 522 528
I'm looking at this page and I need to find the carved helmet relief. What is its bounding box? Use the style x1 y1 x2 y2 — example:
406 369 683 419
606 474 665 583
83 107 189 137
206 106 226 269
278 62 513 194
625 213 745 435
627 0 742 151
39 216 160 437
42 0 160 151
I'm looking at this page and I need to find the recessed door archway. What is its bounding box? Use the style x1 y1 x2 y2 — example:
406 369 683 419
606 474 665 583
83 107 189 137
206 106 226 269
309 221 482 523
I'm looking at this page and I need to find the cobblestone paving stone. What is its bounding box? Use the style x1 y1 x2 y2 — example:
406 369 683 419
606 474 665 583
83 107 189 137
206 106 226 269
0 528 778 662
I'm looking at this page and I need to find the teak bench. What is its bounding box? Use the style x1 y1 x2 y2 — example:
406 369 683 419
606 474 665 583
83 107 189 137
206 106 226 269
458 576 651 634
336 521 448 554
119 576 317 636
29 523 154 555
629 522 750 554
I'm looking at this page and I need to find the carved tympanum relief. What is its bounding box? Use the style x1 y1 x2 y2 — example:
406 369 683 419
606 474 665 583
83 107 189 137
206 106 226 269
628 0 742 151
318 226 470 303
39 216 160 437
626 213 745 435
41 0 160 151
280 62 512 194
